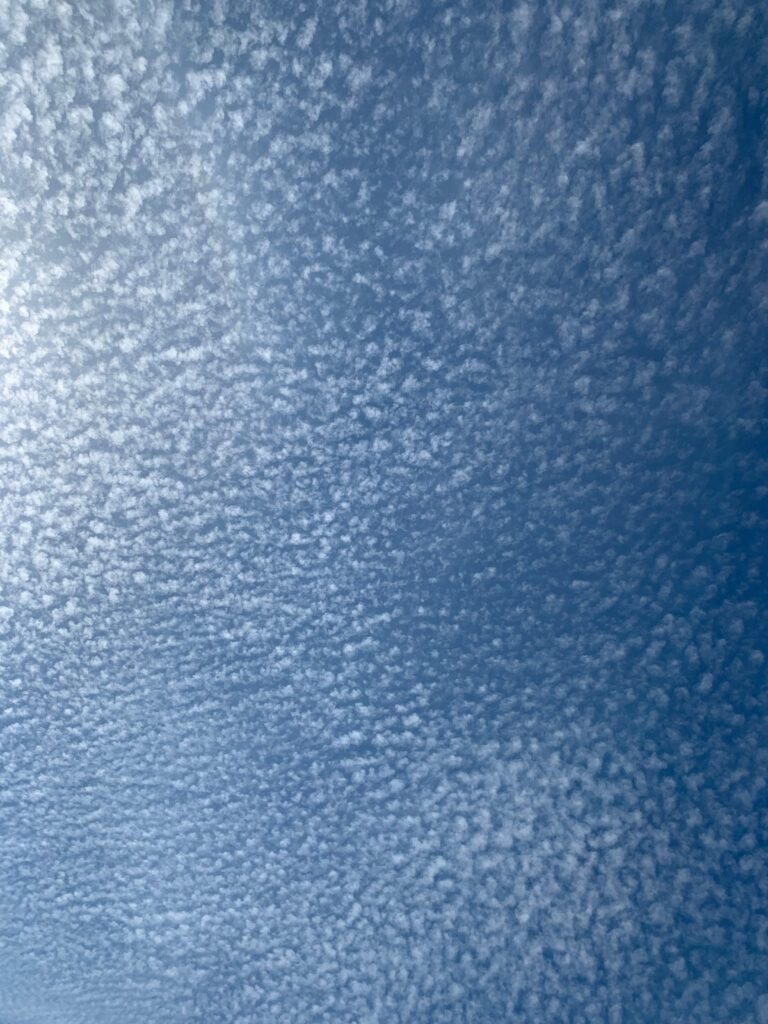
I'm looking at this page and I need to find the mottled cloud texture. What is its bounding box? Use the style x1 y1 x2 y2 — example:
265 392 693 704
0 0 766 1021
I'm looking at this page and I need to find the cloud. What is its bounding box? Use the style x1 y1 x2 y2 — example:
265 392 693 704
0 0 765 1020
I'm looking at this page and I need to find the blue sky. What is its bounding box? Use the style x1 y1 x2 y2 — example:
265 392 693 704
0 0 766 1021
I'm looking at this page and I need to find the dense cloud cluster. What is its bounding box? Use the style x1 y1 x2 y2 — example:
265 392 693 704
0 0 766 1020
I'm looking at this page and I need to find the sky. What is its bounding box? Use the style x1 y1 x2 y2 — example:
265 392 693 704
0 0 766 1021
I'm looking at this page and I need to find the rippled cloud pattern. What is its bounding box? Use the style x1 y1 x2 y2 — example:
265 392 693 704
0 0 766 1021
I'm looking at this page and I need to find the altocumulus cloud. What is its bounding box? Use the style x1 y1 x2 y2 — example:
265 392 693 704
0 0 766 1021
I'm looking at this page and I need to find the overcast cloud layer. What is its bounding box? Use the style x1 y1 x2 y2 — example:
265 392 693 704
0 0 767 1021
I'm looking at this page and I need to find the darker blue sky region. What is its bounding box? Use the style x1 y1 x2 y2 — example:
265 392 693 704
0 0 766 1022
